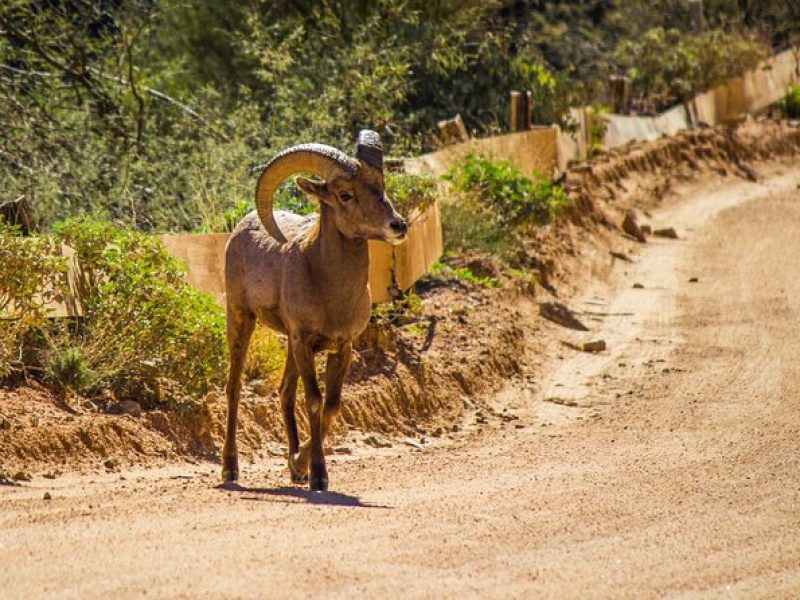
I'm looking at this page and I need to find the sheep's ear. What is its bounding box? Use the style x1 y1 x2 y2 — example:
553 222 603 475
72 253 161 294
296 177 331 204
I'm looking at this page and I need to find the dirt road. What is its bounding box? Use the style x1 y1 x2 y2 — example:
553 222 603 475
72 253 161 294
2 168 800 598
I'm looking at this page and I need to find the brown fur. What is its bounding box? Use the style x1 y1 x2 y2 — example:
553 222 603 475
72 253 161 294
222 163 407 491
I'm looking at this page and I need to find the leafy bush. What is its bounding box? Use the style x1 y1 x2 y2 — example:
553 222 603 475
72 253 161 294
0 219 68 377
780 84 800 119
442 154 568 257
588 105 610 158
429 262 499 288
615 28 768 105
440 196 511 257
51 218 227 398
244 325 286 383
385 171 439 220
45 346 96 394
446 154 568 226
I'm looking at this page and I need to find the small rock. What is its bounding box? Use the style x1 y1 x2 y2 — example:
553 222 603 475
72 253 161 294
103 458 119 470
251 379 271 396
654 227 679 239
689 277 699 283
622 212 647 243
581 340 607 353
432 427 444 438
451 424 461 433
202 391 221 406
107 400 142 418
43 492 52 501
640 224 652 235
12 471 31 482
539 302 589 331
633 283 644 289
543 397 578 407
464 256 501 280
609 251 633 262
363 434 393 449
333 445 353 455
403 438 424 449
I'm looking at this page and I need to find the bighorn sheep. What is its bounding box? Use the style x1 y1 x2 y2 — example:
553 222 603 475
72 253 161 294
222 130 407 491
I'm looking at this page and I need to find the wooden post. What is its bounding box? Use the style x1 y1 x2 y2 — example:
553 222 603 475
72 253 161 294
689 0 704 34
509 91 531 132
437 114 469 145
0 196 35 234
608 75 629 114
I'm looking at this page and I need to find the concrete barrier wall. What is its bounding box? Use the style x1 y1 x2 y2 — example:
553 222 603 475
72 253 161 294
406 126 559 179
405 48 799 173
607 48 799 148
605 104 692 147
159 202 442 306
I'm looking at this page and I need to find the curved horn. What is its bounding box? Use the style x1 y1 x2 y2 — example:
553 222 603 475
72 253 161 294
255 143 356 243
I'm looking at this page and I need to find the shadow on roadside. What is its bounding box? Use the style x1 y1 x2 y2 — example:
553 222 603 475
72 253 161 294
216 482 392 509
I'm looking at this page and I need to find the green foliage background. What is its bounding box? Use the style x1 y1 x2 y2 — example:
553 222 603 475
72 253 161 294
0 0 792 232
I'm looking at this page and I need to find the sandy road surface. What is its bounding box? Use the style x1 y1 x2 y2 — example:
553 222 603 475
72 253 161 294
2 169 800 598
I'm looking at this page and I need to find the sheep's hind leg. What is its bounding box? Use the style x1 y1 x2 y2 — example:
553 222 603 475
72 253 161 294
222 309 255 482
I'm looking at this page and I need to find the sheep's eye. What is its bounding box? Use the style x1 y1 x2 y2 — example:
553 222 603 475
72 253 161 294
339 192 354 203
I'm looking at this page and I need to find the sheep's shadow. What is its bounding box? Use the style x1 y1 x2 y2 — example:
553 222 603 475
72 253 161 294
216 482 392 509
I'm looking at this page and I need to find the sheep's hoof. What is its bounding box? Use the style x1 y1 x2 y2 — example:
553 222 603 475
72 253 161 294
309 473 328 492
309 463 328 492
290 471 308 485
221 457 239 483
288 454 308 484
221 468 238 482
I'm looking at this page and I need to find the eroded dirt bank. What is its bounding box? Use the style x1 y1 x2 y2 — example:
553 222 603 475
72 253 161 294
2 163 799 598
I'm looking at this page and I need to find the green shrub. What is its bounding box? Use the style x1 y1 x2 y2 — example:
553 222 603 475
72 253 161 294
615 28 769 103
780 84 800 119
46 346 96 393
440 196 511 257
244 325 286 383
52 217 227 399
588 105 610 158
385 171 439 220
429 262 499 288
223 200 254 232
0 219 68 377
442 154 568 257
446 154 567 227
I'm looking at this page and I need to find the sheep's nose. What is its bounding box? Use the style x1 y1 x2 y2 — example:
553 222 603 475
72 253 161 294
390 218 408 236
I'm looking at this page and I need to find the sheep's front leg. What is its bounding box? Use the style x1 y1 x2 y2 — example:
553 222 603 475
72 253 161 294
222 309 255 482
322 342 352 443
291 336 327 491
291 342 352 489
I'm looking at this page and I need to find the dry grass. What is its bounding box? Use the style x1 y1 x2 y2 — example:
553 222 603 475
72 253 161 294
244 325 286 383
